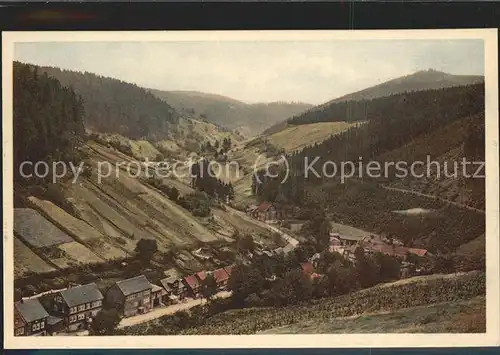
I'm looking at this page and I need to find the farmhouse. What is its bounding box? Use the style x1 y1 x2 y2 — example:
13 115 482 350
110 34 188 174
106 275 157 317
183 274 202 298
160 269 188 302
212 268 230 290
14 298 49 336
258 202 277 221
51 283 104 332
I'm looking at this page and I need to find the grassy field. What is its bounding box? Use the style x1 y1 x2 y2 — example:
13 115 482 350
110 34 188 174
329 221 376 239
261 296 485 334
14 238 55 278
178 271 485 335
267 121 361 152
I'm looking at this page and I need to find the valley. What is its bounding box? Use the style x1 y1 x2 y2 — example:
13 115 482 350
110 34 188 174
11 59 487 337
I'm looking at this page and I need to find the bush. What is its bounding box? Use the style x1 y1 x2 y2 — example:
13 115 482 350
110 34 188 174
178 192 211 217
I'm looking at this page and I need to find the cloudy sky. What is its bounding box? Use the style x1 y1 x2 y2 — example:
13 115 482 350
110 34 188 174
15 39 483 104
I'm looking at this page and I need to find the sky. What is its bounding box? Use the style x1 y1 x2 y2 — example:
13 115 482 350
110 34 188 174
15 39 484 105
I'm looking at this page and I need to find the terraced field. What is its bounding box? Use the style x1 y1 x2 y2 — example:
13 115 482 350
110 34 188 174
14 238 55 278
14 141 277 278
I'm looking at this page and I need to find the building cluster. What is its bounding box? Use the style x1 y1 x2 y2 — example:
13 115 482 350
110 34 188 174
14 264 234 336
327 233 428 263
246 202 281 221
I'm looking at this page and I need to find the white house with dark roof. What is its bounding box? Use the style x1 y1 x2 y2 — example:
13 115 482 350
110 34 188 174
106 275 162 318
52 283 104 332
14 298 49 336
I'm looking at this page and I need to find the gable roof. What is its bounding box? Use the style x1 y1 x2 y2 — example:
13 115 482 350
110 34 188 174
163 268 182 284
408 248 428 257
337 235 361 242
213 268 229 283
223 266 233 276
196 270 207 282
159 278 172 292
184 275 200 289
115 275 152 296
60 283 104 307
15 298 49 323
151 284 163 293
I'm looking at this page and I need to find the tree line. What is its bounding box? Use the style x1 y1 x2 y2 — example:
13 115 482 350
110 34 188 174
13 62 86 183
26 62 180 140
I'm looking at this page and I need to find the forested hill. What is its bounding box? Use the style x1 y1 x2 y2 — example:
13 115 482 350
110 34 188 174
277 70 484 129
253 83 485 253
149 89 312 137
14 62 85 180
287 82 484 126
19 62 180 140
329 69 484 104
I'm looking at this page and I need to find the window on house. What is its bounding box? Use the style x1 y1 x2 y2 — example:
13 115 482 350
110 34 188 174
78 305 85 312
40 321 45 329
15 327 24 336
78 313 85 320
70 315 77 323
32 323 40 332
71 307 77 314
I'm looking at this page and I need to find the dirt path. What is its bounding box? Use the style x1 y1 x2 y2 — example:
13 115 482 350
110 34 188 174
117 291 232 329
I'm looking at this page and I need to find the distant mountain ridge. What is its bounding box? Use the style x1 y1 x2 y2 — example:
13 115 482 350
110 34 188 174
329 69 484 104
149 89 312 137
263 69 484 135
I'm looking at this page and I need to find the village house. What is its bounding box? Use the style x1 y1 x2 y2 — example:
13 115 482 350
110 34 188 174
257 202 277 221
150 284 165 308
106 275 161 318
182 270 208 299
159 269 188 303
14 298 49 336
51 283 104 332
183 274 202 298
212 267 230 290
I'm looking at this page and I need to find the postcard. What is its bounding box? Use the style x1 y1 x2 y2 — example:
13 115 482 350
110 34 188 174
2 29 499 348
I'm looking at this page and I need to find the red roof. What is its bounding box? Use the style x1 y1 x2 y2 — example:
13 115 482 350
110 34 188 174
196 270 207 281
300 262 314 274
213 268 229 283
257 202 272 212
367 244 408 258
224 266 233 276
408 248 428 257
184 275 200 289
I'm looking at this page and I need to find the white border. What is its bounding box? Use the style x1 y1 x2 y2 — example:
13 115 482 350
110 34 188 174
3 29 499 349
